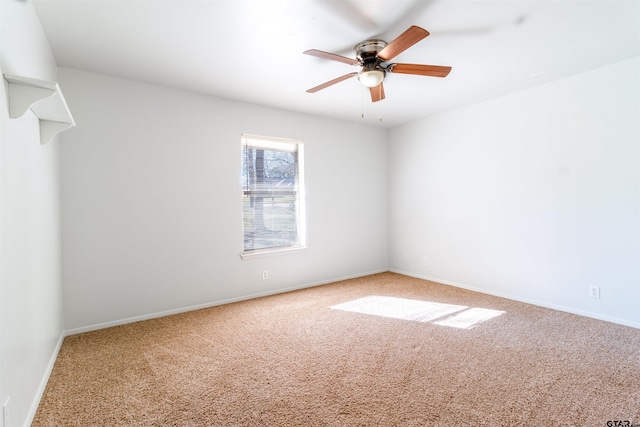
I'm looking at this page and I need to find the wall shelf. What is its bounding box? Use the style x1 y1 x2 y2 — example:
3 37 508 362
4 74 75 145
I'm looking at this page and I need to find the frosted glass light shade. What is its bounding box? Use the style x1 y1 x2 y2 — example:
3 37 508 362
358 70 384 87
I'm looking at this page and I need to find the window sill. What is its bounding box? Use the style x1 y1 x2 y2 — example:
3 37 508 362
240 246 308 260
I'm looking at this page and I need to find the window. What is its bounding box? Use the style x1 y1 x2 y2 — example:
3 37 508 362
241 134 305 256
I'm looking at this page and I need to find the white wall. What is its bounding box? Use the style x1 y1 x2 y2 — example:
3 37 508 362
1 1 65 426
58 67 389 333
389 57 640 327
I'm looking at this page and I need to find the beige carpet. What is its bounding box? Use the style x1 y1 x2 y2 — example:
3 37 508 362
33 273 640 426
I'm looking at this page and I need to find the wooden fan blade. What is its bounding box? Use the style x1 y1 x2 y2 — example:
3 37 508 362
303 49 360 66
377 25 429 62
306 72 358 93
389 63 452 78
370 83 385 102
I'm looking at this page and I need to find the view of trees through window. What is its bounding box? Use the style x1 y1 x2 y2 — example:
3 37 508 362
242 136 303 252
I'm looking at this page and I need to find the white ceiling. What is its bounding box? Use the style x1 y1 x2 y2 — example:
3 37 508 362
32 0 640 128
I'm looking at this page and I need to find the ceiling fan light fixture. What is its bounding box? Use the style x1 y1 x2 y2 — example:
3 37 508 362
358 70 385 87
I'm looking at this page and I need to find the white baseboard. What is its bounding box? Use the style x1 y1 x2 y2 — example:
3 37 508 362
25 331 65 427
390 269 640 329
64 269 389 336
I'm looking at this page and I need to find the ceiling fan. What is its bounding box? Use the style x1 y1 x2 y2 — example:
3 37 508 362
304 25 451 102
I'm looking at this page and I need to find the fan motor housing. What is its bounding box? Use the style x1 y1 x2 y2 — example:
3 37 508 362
354 40 387 66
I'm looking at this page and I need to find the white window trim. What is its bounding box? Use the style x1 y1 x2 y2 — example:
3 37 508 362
240 133 306 259
240 245 308 260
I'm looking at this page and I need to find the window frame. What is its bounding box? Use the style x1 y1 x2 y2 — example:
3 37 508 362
240 134 306 260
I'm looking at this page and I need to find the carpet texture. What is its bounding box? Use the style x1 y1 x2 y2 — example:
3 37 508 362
33 273 640 426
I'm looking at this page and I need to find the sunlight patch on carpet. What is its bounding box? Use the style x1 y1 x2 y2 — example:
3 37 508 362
434 307 505 329
330 296 505 329
330 296 465 322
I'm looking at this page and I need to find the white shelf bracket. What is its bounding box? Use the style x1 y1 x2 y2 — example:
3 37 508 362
7 82 56 118
4 74 76 145
40 120 75 145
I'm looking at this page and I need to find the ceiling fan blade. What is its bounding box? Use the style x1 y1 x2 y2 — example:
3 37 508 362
370 83 385 103
306 72 358 93
303 49 360 66
389 63 452 78
377 25 429 62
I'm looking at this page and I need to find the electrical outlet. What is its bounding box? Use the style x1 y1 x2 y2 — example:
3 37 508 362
422 257 429 266
3 396 10 427
262 270 269 280
589 286 600 299
401 255 407 263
